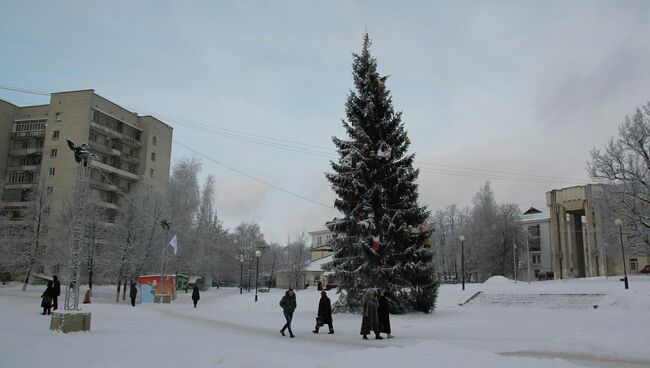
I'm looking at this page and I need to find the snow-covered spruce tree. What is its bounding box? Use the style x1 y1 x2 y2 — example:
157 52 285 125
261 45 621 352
326 34 437 313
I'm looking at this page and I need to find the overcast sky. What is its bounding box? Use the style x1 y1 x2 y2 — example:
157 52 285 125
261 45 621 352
2 1 650 243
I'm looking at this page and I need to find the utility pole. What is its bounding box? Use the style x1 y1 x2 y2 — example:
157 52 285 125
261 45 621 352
513 238 517 283
526 232 531 285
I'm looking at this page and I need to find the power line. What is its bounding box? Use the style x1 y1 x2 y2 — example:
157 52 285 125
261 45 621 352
173 140 334 209
0 84 587 185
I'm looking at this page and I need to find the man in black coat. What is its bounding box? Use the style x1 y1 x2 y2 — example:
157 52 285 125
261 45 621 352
191 286 200 308
129 282 138 307
313 291 334 334
52 275 61 310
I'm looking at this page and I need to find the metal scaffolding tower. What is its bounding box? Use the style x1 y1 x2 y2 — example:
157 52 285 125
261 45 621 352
63 162 92 311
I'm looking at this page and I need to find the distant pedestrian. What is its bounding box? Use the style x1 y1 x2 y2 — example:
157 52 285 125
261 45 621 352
378 291 394 339
279 289 296 338
360 291 382 340
129 282 138 307
41 281 55 315
313 291 334 334
192 286 200 308
52 275 61 310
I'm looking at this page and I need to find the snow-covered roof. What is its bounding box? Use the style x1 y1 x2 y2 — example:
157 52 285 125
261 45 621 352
521 209 549 223
304 255 333 272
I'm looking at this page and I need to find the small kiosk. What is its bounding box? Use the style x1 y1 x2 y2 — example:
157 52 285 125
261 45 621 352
139 275 176 304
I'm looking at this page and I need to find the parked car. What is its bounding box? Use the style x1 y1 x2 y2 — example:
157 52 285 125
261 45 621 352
639 265 650 274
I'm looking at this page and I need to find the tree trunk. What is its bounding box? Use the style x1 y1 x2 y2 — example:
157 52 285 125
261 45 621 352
116 280 122 303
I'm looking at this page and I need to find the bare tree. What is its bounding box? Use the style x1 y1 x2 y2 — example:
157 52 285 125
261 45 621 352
283 232 310 289
589 102 650 254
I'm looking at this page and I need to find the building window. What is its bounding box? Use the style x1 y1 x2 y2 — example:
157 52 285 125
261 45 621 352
151 152 156 161
150 168 154 178
527 225 541 251
52 130 60 139
89 132 98 142
532 254 541 265
153 136 157 146
630 258 638 271
50 149 58 158
46 186 53 194
48 167 55 176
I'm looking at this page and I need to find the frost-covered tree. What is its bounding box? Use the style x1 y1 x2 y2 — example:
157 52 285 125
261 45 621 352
282 233 310 289
0 180 51 290
589 102 650 255
326 34 436 313
233 222 266 291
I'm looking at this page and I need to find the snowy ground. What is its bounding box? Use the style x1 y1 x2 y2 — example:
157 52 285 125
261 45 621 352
1 276 650 368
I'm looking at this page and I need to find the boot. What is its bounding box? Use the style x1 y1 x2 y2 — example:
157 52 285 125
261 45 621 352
375 332 383 340
280 328 285 336
362 335 369 340
312 329 319 334
328 330 335 334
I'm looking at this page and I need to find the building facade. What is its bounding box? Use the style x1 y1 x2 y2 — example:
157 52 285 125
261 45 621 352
520 207 553 281
0 90 173 274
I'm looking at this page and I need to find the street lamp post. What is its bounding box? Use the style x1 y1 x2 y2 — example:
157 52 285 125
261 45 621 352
239 255 244 295
614 218 629 289
459 235 465 291
254 250 261 302
513 239 518 283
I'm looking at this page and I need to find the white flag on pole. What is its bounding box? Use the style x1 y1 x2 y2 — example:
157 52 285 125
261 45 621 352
169 235 178 255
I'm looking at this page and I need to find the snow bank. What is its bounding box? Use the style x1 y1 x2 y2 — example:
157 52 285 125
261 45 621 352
483 275 513 285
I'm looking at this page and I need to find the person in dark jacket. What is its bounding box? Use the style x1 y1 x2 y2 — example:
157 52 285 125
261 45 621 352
192 286 200 308
129 282 138 307
378 291 394 338
41 281 55 315
313 291 334 334
279 289 296 338
52 275 61 311
360 291 382 340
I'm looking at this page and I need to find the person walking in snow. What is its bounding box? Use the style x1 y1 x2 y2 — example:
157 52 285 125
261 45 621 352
192 286 200 308
313 291 334 334
360 291 382 340
41 281 55 315
129 282 138 307
279 289 296 338
52 275 61 311
378 291 394 339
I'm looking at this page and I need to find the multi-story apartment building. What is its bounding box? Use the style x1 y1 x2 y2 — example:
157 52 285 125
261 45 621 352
0 89 172 235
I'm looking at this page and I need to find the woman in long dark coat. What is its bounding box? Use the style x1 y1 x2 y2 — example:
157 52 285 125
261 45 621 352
313 291 334 334
41 281 55 315
378 291 394 338
191 286 200 308
360 291 382 340
279 289 296 338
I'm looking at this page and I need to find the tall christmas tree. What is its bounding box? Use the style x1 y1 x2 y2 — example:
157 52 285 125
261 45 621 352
326 34 438 313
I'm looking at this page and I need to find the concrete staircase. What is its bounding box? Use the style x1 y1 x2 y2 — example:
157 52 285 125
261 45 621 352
464 293 605 309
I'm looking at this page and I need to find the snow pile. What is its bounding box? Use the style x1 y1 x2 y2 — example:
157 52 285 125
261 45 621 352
483 275 513 285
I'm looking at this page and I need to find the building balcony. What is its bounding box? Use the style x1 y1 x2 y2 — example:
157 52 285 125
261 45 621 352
11 130 45 139
6 165 40 172
8 148 43 156
95 201 120 210
90 179 118 192
4 183 37 190
121 135 142 148
1 201 31 208
91 161 139 181
90 121 122 139
90 142 121 157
